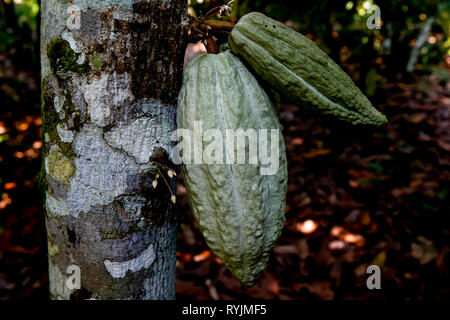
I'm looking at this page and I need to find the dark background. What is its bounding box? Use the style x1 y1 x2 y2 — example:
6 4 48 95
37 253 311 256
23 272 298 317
0 0 449 299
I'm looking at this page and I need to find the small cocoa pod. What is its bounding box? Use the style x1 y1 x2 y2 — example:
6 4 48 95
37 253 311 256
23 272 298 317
228 12 387 127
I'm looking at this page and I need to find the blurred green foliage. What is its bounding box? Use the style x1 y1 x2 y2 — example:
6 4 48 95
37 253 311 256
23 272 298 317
14 0 39 30
0 0 39 68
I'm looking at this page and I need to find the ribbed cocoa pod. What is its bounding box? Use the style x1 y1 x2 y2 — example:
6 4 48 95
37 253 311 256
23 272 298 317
177 51 287 286
228 12 387 127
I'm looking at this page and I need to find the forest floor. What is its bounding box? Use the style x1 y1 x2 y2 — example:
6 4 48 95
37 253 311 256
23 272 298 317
0 50 449 299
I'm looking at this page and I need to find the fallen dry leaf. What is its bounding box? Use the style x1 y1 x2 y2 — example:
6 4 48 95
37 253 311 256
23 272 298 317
411 236 438 264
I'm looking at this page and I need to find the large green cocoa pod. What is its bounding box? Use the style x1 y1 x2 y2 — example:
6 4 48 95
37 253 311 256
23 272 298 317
228 12 388 127
177 51 287 286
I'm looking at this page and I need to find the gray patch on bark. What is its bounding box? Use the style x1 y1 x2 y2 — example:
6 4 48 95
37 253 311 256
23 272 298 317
104 99 176 163
46 192 71 217
67 124 143 217
70 77 88 119
116 194 148 220
83 72 134 127
57 123 74 142
48 259 73 300
46 174 67 200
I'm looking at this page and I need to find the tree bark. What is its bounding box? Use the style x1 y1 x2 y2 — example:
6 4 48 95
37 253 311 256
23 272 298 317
41 0 188 300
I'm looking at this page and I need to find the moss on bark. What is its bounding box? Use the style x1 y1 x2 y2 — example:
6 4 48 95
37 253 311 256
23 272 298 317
47 38 90 76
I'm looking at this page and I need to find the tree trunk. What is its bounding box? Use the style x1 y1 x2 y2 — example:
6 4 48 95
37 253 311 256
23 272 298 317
40 0 188 300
